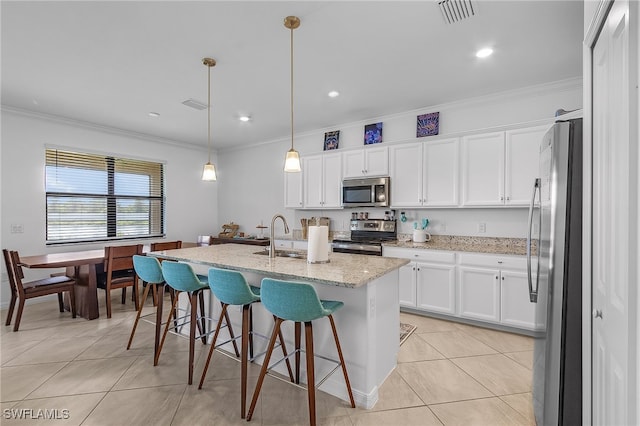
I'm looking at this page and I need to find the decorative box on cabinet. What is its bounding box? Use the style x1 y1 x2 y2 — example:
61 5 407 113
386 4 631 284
302 152 342 209
342 146 388 178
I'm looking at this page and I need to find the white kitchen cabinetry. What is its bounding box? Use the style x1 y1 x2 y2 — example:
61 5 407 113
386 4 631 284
383 247 456 314
461 125 547 207
303 152 342 209
284 171 303 209
342 146 388 178
504 125 549 205
458 253 539 330
389 138 458 208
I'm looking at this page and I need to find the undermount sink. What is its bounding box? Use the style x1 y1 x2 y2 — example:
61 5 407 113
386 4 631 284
254 249 306 259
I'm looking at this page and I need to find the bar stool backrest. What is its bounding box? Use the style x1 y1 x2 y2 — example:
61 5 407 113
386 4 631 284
133 255 164 284
208 267 259 306
260 278 330 322
161 261 206 292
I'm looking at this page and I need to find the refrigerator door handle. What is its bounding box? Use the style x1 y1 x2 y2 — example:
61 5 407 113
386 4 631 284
527 178 541 302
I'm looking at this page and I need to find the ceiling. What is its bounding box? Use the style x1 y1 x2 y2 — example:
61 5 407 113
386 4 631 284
1 1 584 150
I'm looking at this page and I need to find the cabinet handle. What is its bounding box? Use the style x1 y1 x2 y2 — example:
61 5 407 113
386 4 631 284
495 275 499 280
506 196 511 201
414 254 419 257
497 261 503 264
500 196 504 201
362 170 365 174
417 267 420 271
502 276 505 280
412 267 416 271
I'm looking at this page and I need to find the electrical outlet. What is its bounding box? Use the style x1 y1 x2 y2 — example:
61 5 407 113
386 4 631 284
10 224 24 234
478 222 486 233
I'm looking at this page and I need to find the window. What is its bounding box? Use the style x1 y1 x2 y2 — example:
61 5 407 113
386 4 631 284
45 148 165 244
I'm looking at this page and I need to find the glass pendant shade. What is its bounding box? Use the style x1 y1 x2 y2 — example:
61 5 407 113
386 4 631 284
202 162 217 181
283 148 301 172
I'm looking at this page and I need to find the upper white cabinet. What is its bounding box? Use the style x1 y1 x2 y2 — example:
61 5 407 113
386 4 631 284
461 131 505 206
389 138 458 208
303 152 342 209
461 125 547 207
342 146 389 178
284 171 303 209
504 125 549 205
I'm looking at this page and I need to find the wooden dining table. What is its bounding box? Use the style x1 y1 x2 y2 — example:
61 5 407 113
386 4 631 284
19 242 200 320
19 249 106 320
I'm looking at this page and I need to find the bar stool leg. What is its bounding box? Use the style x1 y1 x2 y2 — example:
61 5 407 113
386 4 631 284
247 317 284 421
127 281 153 350
188 291 198 385
198 303 230 389
295 321 302 384
329 315 355 408
304 321 317 426
241 304 250 418
155 290 181 366
154 283 164 362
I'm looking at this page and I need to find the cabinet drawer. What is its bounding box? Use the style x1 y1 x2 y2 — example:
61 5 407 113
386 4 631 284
274 240 293 249
383 247 456 264
458 253 527 269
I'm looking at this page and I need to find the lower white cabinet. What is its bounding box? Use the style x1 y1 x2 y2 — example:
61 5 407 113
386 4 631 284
383 247 456 314
384 247 540 332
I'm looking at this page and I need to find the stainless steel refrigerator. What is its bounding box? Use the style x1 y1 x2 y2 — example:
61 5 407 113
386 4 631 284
527 117 582 426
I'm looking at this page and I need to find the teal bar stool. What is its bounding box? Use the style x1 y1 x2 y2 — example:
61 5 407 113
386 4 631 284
127 255 165 359
246 278 355 425
157 261 212 385
198 267 293 419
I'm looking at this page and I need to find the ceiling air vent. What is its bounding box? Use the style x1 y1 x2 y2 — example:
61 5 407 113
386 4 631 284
438 0 475 24
181 98 207 110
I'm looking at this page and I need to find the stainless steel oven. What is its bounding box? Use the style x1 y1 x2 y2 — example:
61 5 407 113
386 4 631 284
332 219 396 256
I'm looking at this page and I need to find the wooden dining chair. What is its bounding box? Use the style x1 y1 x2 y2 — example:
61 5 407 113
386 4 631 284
101 244 143 318
2 249 77 331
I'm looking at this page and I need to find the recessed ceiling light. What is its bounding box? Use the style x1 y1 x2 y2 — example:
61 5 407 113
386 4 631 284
148 112 160 117
239 115 251 122
476 48 493 58
328 91 340 98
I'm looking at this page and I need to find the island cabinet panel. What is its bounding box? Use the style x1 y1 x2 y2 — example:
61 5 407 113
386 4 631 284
342 146 388 178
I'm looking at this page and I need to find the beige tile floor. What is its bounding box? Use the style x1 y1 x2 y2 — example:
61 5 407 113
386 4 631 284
1 293 535 425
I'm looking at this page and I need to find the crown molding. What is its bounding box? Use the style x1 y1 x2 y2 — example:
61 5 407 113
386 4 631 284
1 105 207 153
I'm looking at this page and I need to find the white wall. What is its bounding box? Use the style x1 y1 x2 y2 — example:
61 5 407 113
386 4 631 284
0 109 218 307
217 78 583 238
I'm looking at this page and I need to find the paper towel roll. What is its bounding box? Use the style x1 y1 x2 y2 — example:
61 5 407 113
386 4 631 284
307 225 329 263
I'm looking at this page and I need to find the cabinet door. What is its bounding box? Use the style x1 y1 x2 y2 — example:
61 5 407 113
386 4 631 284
416 262 456 314
364 146 389 176
458 266 500 322
342 150 365 178
284 170 303 209
321 153 343 208
461 132 505 206
500 270 541 330
398 262 417 307
424 138 459 207
505 125 548 205
303 155 324 209
389 143 423 207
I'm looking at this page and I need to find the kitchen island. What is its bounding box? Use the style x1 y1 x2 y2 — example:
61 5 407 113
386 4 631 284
148 244 409 409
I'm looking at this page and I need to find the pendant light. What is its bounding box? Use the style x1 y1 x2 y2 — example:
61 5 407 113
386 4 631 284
283 16 302 173
202 57 217 181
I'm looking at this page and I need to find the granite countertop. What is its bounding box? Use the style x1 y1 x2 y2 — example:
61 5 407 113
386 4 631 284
149 244 409 289
384 235 535 256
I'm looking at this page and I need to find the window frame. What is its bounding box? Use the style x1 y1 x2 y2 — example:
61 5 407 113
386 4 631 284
45 148 166 245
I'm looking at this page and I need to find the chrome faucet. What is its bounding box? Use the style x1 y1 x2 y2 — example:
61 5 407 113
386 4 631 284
269 214 290 258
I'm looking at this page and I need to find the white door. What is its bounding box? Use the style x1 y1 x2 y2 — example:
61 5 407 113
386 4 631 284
592 1 635 424
416 262 456 314
389 143 423 207
364 146 389 176
321 153 342 208
461 132 505 206
505 125 548 205
500 270 538 330
284 170 303 209
457 266 500 322
423 138 459 207
303 155 324 209
398 262 417 307
342 150 365 178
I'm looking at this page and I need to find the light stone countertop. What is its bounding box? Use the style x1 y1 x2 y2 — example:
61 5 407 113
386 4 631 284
149 243 409 289
384 235 535 256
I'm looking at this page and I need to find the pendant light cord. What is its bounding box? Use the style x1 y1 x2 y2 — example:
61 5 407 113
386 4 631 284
207 63 212 163
290 25 294 151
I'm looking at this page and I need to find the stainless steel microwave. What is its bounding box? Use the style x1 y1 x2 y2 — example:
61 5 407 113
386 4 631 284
342 177 390 207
